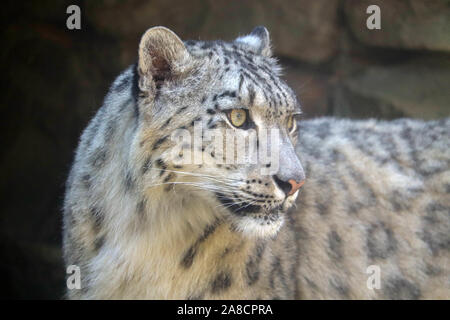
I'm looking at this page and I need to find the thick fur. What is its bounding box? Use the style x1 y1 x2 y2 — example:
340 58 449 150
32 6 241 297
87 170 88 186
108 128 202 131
294 117 450 299
63 27 450 299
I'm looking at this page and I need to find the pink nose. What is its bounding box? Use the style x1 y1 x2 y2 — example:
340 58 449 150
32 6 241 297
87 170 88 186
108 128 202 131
287 179 305 196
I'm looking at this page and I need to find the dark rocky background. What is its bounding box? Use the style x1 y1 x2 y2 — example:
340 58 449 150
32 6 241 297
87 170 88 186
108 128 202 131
1 0 449 299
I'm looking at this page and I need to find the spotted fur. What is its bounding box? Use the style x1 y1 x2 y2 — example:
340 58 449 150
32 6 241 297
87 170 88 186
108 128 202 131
63 26 450 299
294 117 450 299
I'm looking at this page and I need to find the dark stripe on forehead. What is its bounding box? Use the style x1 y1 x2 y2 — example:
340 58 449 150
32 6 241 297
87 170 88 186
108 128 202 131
240 70 269 103
238 74 244 93
245 67 279 107
223 47 292 108
218 90 236 99
247 85 256 106
268 72 289 107
257 63 291 107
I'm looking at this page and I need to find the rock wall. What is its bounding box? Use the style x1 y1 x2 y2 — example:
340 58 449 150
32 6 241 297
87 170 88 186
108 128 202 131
1 0 449 298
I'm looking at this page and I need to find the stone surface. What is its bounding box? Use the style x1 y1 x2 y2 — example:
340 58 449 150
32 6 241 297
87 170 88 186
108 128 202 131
345 0 450 52
333 57 450 120
85 0 341 64
281 59 331 118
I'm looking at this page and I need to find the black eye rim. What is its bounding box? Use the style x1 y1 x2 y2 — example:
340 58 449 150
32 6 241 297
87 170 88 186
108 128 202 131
224 108 255 130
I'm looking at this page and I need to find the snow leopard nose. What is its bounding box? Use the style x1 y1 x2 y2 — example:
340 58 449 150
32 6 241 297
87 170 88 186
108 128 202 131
273 175 305 196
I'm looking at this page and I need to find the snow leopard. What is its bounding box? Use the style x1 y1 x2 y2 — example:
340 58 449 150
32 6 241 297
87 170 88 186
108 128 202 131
63 26 450 299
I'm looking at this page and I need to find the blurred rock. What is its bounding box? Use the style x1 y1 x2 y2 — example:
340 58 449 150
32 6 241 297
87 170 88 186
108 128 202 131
200 0 341 63
281 59 331 118
333 57 450 119
85 0 340 64
345 0 450 52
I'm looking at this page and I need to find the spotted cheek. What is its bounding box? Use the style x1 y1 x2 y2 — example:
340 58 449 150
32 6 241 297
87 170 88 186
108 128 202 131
241 178 280 207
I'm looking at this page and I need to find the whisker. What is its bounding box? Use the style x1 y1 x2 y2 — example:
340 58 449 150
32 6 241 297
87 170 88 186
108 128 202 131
149 167 240 183
146 181 237 195
148 167 240 187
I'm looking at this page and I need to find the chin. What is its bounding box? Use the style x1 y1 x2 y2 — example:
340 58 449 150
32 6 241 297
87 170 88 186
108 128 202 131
215 191 299 238
230 211 286 238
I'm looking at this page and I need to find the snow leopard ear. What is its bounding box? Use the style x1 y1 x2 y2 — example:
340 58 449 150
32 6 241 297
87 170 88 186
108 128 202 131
235 26 272 57
138 26 190 91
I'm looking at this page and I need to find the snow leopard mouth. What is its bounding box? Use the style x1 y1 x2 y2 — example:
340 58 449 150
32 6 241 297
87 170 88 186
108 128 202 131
215 192 283 216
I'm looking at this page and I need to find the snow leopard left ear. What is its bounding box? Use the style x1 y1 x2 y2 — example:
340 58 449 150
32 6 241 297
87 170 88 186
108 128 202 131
138 26 191 93
235 26 272 57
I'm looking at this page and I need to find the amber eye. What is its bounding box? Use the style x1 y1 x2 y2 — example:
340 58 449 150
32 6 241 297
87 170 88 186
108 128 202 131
228 109 247 127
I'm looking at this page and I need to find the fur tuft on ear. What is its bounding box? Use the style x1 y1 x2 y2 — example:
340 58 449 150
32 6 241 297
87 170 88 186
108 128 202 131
138 26 190 92
235 26 272 57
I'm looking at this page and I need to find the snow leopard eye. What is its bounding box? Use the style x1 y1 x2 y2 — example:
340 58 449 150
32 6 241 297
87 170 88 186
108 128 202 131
288 114 301 134
287 115 294 132
227 109 249 128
